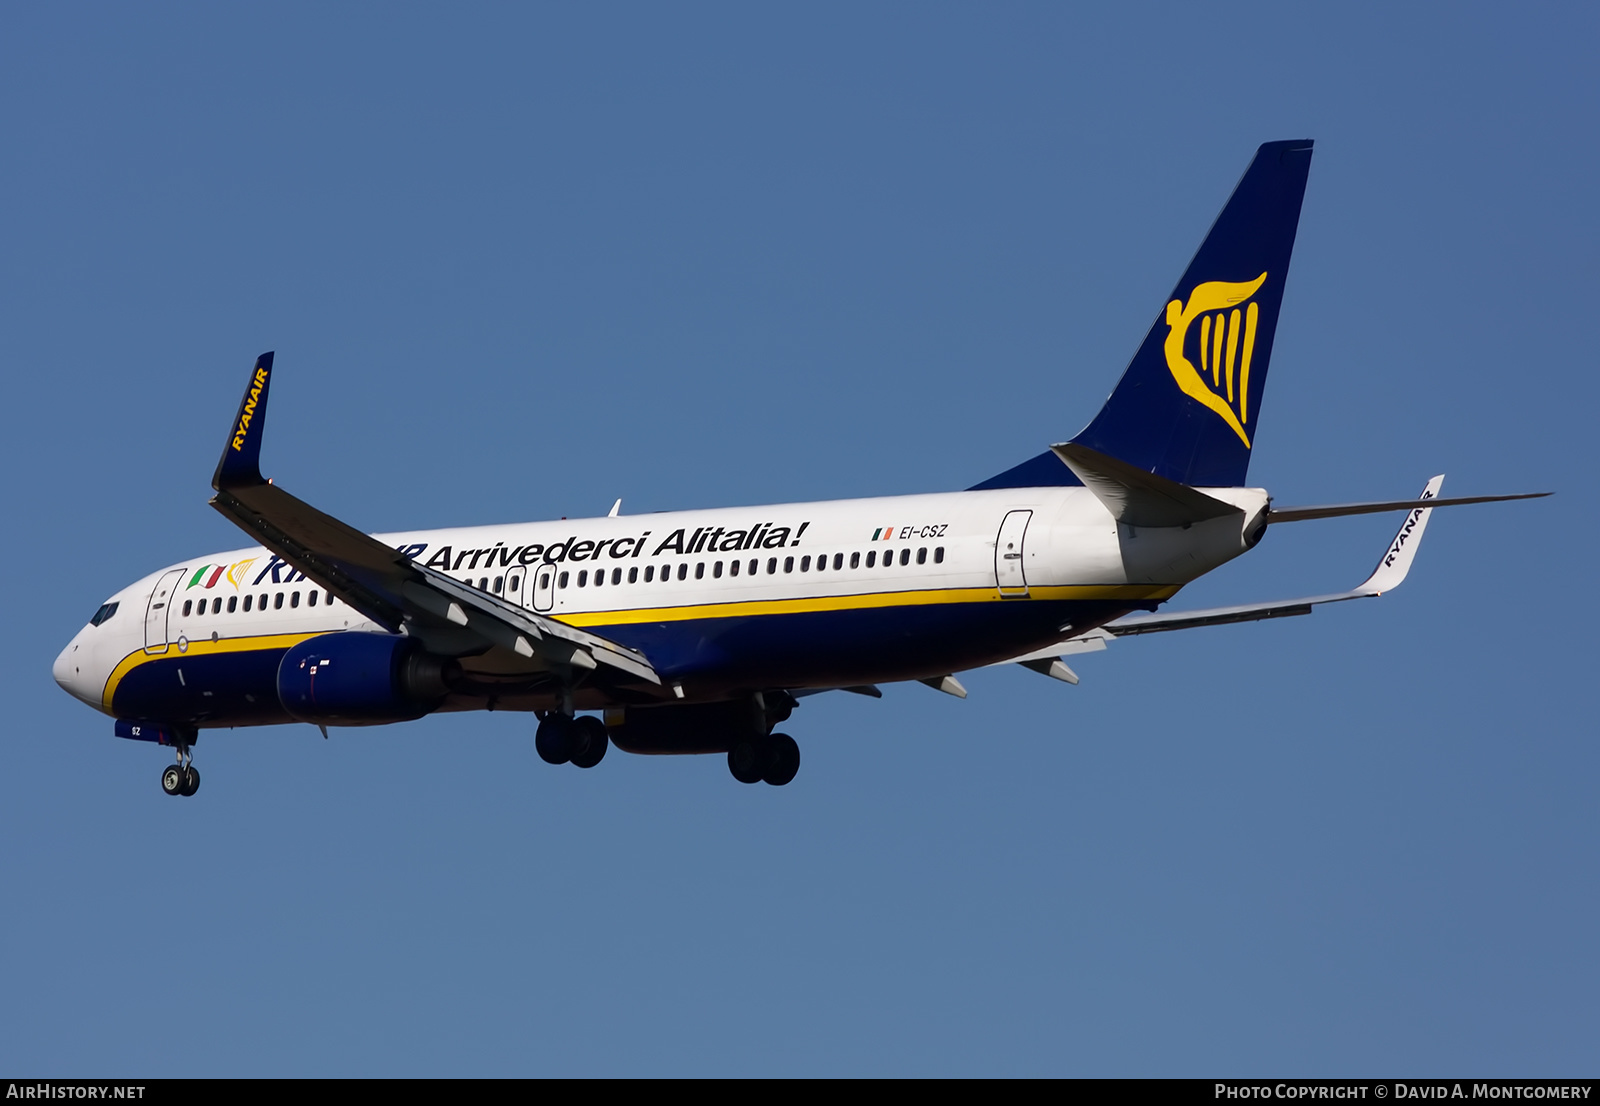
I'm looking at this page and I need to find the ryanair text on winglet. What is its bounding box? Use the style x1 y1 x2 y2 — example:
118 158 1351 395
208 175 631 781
231 366 269 452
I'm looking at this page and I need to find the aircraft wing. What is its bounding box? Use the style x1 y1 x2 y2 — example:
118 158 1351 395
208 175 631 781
993 475 1447 679
207 353 661 689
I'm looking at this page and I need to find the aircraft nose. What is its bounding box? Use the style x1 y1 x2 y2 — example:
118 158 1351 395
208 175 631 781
53 634 95 706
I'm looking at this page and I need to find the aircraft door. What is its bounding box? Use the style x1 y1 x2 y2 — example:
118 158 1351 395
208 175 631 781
144 569 186 654
994 510 1033 597
530 561 556 612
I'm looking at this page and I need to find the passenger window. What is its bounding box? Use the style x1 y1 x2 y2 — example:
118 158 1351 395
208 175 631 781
596 569 605 586
290 591 300 608
695 563 705 580
784 556 794 573
306 592 316 607
493 576 503 594
243 596 252 612
714 561 723 578
612 568 622 585
628 567 638 583
800 555 811 572
559 572 570 588
326 592 334 605
678 564 688 581
935 546 945 563
578 570 589 587
850 551 860 569
259 593 268 610
866 550 876 568
917 547 927 564
479 577 488 591
729 560 739 577
644 565 654 582
833 553 843 570
229 596 239 612
767 557 777 574
183 600 193 616
509 576 520 592
900 549 910 566
749 559 758 576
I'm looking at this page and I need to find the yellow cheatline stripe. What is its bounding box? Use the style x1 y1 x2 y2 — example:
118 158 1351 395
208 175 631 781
100 583 1181 706
555 583 1178 628
102 631 323 712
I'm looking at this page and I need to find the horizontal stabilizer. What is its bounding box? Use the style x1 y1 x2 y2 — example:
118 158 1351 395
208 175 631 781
1268 490 1547 524
1050 442 1242 528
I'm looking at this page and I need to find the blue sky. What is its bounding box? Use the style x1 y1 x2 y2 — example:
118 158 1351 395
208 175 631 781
3 4 1595 1075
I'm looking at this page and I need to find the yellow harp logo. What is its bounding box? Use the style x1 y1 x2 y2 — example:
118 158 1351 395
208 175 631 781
1163 272 1267 448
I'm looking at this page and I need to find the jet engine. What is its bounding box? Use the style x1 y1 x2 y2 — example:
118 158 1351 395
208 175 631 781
276 632 460 725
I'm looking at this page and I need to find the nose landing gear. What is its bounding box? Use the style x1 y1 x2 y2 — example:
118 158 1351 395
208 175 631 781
160 741 200 797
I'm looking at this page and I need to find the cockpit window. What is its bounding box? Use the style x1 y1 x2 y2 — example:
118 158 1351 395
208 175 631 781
89 601 119 627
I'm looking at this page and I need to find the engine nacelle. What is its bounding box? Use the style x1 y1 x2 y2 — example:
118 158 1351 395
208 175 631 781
276 632 459 725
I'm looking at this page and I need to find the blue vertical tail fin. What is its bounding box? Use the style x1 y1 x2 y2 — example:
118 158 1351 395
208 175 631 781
972 140 1313 491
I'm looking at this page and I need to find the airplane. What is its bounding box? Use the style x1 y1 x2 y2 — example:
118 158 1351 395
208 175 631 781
52 139 1547 797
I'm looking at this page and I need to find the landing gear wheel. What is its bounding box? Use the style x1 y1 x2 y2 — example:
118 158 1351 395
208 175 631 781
181 765 201 796
161 764 186 796
762 733 799 786
728 737 768 784
569 715 609 769
535 714 574 765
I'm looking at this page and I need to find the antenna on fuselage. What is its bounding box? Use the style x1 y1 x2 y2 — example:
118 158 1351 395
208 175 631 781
608 499 622 517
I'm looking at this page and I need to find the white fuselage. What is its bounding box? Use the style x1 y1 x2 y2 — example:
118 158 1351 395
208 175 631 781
55 485 1269 724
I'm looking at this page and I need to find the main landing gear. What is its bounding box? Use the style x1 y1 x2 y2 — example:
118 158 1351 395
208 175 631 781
728 732 800 787
535 713 609 769
160 745 200 797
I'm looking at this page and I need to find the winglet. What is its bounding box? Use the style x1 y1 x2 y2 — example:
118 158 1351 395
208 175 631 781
1356 475 1443 595
212 352 274 491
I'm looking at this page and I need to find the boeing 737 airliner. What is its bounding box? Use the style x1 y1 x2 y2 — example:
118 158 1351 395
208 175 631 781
52 140 1545 795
